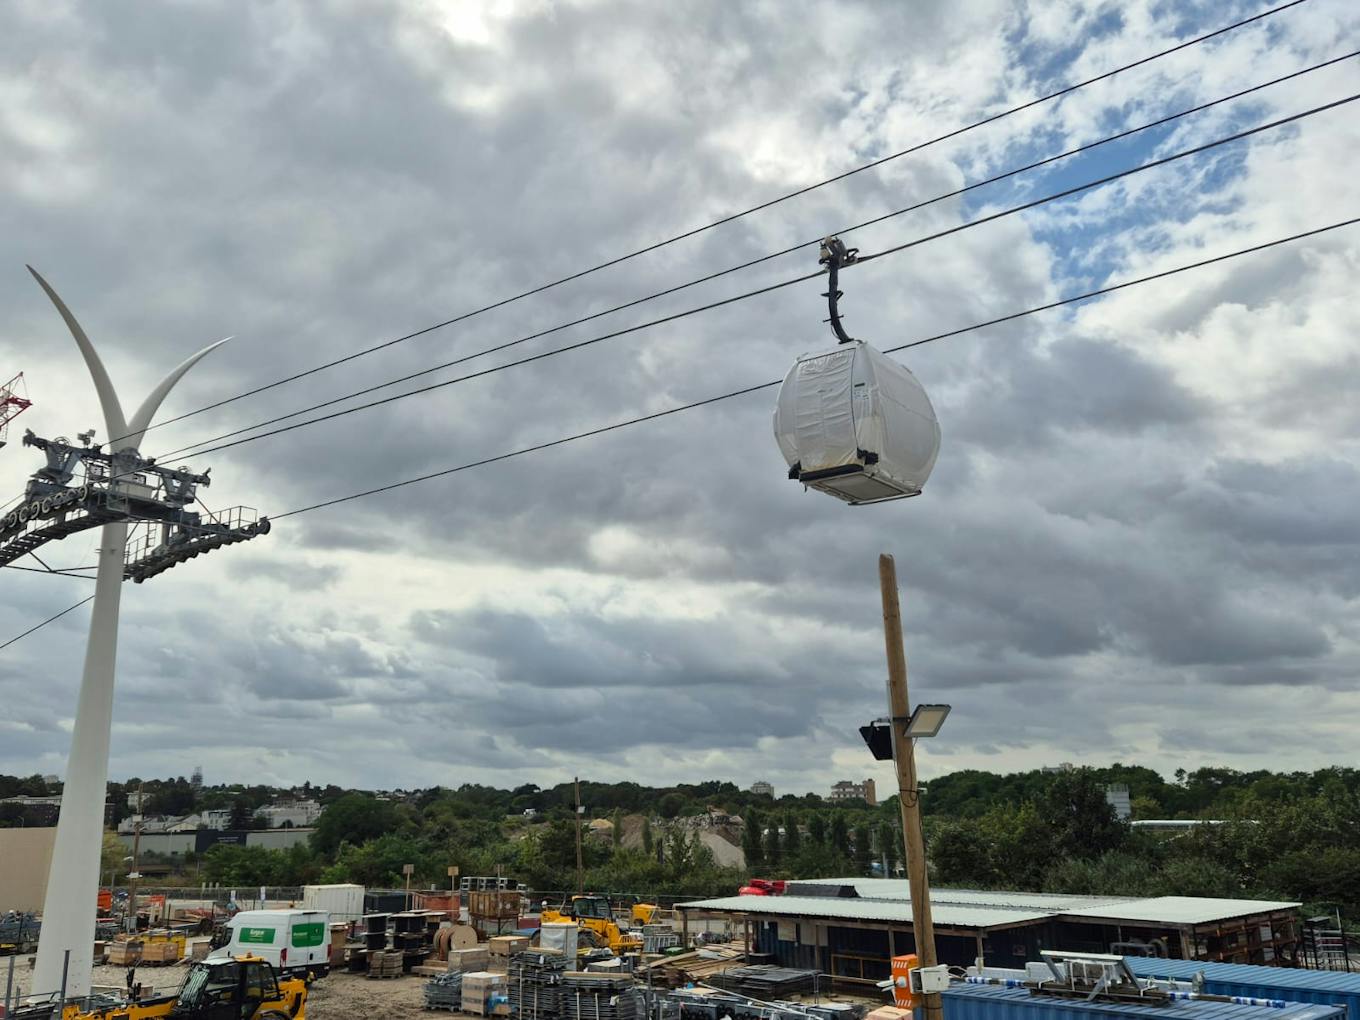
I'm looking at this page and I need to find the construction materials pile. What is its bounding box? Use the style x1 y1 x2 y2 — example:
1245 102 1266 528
562 971 641 1020
424 970 465 1011
706 965 821 998
464 970 510 1016
367 950 404 978
508 949 569 1020
640 943 746 988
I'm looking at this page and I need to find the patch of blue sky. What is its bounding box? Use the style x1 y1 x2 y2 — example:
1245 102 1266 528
951 92 1268 296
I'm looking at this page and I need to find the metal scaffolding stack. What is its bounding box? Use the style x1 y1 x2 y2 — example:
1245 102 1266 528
509 949 569 1020
424 971 465 1011
562 972 641 1020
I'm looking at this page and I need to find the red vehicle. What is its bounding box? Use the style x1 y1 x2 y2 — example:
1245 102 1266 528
737 878 786 896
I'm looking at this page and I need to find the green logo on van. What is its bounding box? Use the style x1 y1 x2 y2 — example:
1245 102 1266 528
291 923 325 948
239 927 276 945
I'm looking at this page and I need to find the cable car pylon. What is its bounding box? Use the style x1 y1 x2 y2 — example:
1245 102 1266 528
16 267 267 1001
774 237 941 505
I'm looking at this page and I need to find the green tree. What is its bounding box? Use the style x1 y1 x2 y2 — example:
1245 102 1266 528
852 823 873 876
807 814 827 846
829 813 850 857
877 821 898 875
311 794 401 856
658 793 685 819
783 812 802 855
1043 769 1129 859
763 821 781 865
743 808 764 869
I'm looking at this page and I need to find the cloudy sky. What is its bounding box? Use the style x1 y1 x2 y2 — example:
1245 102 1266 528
1 0 1357 796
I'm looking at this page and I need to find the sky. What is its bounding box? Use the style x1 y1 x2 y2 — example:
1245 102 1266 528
0 0 1357 797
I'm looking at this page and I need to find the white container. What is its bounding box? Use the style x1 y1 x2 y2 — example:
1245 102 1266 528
774 341 940 504
540 921 579 960
301 883 365 924
208 908 331 976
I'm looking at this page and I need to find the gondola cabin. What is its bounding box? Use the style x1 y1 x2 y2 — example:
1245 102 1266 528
774 340 940 505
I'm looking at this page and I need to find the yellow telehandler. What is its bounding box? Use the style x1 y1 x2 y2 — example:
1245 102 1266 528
18 955 307 1020
540 896 643 953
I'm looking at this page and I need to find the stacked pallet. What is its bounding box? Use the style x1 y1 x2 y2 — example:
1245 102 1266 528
107 941 141 966
508 949 568 1020
563 971 640 1020
491 934 530 958
141 940 180 966
449 946 491 972
463 971 508 1016
367 950 404 979
423 970 464 1011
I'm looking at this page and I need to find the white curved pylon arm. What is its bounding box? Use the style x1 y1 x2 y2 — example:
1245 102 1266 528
27 265 230 451
126 336 232 449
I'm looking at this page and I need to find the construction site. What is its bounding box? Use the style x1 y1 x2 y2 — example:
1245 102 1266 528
4 1 1359 1020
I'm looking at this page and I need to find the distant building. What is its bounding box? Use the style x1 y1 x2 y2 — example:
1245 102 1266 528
191 766 203 789
1105 784 1132 821
1042 762 1076 774
521 808 539 819
260 799 321 828
750 781 774 798
829 779 877 806
1 794 62 808
126 790 148 811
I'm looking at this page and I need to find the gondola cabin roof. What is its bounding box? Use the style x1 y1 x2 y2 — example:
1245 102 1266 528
774 341 940 505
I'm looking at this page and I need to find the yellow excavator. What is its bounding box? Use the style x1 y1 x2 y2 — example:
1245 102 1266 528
18 955 307 1020
540 895 647 953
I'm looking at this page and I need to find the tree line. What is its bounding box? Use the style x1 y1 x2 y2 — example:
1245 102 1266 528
8 765 1360 915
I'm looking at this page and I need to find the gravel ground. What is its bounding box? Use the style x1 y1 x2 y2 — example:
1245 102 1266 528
3 960 190 1001
4 961 429 1018
305 971 430 1019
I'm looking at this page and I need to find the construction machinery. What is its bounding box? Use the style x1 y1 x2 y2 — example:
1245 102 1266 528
12 955 307 1020
540 896 642 953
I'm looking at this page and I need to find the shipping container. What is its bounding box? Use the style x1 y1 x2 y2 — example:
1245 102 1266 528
302 883 365 924
1127 959 1360 1019
942 982 1344 1020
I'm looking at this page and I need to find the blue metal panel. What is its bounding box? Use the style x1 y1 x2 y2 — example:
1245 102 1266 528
942 983 1345 1020
1127 959 1360 1019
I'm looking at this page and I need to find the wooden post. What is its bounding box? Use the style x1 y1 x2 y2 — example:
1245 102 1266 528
879 554 942 1020
574 777 584 895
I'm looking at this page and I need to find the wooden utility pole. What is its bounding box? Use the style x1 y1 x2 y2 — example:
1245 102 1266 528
879 554 942 1020
574 778 584 895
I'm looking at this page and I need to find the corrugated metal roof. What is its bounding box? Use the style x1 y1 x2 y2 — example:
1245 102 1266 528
1060 897 1301 925
675 894 1054 931
807 880 1131 912
942 983 1343 1020
1126 958 1360 1004
678 887 1300 933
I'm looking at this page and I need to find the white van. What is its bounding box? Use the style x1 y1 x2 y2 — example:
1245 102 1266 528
209 908 331 977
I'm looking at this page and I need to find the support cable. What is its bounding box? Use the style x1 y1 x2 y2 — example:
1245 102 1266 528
107 0 1313 448
0 596 94 651
163 94 1359 463
156 51 1356 461
269 216 1358 522
4 216 1355 648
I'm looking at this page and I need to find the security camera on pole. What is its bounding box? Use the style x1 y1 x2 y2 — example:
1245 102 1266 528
9 269 269 1000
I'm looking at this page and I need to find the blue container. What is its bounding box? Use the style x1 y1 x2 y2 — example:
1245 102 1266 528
1127 959 1360 1020
942 982 1345 1020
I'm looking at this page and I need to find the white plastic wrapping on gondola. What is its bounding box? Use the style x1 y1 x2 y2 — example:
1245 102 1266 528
773 341 940 504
